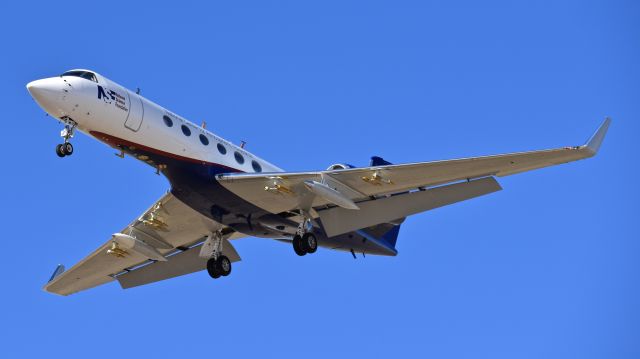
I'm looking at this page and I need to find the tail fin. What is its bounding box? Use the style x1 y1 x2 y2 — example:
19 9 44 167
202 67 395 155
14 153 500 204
370 156 393 166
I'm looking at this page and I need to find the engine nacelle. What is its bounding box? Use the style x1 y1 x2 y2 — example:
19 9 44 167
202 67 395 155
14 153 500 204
326 163 355 171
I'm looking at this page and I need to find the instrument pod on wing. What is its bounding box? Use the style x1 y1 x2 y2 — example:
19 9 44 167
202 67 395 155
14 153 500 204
303 180 359 210
111 233 167 262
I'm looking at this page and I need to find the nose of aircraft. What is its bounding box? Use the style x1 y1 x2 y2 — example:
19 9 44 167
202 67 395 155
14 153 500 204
26 78 65 116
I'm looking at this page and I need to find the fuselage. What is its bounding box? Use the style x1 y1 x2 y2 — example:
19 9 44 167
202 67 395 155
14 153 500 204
26 69 399 257
27 70 283 173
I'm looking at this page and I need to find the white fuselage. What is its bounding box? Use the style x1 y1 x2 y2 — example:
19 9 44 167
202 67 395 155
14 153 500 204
27 69 282 174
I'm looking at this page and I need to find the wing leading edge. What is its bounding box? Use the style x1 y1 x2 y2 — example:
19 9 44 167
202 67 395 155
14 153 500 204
216 119 611 214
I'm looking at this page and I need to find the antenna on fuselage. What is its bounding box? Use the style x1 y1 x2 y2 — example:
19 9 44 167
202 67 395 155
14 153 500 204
240 141 247 149
136 88 141 95
201 121 207 129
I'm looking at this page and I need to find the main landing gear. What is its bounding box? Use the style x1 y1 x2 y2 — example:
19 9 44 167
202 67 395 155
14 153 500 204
201 231 232 280
56 121 76 157
207 255 231 278
292 233 318 256
292 216 318 256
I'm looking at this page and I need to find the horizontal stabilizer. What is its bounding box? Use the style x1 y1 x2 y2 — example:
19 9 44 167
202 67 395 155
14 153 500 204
318 177 502 237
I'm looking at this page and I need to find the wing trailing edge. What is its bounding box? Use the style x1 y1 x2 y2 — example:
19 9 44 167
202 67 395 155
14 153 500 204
318 177 502 237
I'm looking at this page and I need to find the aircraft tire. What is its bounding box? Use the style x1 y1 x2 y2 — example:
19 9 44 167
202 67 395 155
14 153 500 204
302 233 318 254
216 255 232 276
56 144 66 157
207 257 221 279
64 142 74 156
292 235 306 256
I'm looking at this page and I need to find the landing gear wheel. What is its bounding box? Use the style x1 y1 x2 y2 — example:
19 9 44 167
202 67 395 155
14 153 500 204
56 144 66 157
63 142 74 156
216 255 232 277
292 235 306 256
56 121 77 158
302 233 318 253
207 257 221 279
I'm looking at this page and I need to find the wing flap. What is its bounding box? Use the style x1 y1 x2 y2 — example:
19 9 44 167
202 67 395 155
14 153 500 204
318 177 502 237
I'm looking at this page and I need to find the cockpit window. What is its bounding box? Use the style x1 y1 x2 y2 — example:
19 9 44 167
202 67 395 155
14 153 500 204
61 70 98 83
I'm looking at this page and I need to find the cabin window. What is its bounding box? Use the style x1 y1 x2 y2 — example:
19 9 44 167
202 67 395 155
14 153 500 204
217 143 227 155
61 70 97 83
234 151 245 164
199 134 209 145
251 160 262 173
163 115 173 127
181 125 191 136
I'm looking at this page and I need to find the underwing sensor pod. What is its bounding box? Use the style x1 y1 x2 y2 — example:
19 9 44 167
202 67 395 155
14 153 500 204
27 68 610 295
303 180 360 210
108 233 167 262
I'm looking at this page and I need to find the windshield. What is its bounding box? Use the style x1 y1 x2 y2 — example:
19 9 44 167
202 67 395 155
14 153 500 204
61 70 97 82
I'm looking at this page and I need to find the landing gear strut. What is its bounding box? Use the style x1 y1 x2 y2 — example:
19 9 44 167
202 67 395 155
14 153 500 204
292 215 318 256
201 231 232 279
56 120 76 157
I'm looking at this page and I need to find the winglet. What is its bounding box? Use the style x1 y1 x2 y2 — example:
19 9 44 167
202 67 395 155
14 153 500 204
584 117 611 156
48 264 65 283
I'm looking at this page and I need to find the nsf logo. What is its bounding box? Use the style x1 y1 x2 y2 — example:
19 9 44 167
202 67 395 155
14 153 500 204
97 85 128 112
97 85 115 104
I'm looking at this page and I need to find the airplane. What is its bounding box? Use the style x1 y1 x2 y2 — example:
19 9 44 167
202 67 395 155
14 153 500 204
27 69 610 296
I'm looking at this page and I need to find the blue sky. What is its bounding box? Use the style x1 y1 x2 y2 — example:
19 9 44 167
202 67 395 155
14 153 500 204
1 1 638 357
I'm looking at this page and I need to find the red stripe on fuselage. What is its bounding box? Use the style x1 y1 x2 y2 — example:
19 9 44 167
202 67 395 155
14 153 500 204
89 131 242 173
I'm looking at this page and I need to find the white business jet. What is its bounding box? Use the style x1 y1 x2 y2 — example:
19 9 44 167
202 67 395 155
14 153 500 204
27 69 610 295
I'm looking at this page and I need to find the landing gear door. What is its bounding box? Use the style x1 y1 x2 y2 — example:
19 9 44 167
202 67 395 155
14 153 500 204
125 91 144 132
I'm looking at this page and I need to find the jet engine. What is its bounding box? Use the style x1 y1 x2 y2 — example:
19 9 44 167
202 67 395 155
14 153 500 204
326 163 355 171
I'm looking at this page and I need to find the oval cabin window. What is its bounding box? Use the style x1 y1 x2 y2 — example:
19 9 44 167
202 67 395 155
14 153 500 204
162 115 173 127
251 160 262 172
234 151 245 164
199 134 209 145
217 143 227 155
181 125 191 136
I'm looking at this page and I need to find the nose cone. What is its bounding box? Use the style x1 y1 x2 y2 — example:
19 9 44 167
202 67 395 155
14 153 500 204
27 78 65 116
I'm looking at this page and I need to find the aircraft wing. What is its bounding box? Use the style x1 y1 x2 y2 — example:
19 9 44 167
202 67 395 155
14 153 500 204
44 193 243 296
217 119 610 215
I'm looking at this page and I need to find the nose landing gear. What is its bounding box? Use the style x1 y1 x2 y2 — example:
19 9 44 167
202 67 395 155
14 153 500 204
56 121 76 157
55 142 73 157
